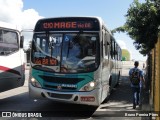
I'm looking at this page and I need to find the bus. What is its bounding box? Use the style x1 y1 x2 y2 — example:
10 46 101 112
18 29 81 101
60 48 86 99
0 21 25 92
29 17 122 106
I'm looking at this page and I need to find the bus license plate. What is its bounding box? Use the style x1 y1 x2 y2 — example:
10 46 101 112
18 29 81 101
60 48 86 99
80 96 95 102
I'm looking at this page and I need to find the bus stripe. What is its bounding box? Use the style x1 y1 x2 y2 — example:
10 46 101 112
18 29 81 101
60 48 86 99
0 66 21 76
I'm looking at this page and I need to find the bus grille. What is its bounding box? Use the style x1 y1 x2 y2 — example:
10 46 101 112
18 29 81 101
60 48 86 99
39 75 84 91
45 85 77 90
47 92 73 99
39 75 84 84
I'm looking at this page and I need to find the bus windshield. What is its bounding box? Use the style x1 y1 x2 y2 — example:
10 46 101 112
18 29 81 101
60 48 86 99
0 29 19 55
31 32 99 73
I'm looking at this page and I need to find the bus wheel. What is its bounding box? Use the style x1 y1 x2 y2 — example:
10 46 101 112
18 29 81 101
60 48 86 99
109 76 112 86
109 76 112 93
115 72 120 87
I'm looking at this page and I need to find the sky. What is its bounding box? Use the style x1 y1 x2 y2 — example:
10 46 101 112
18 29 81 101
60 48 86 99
0 0 147 61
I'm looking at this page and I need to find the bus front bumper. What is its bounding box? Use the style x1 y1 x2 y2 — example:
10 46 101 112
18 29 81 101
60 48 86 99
29 83 101 106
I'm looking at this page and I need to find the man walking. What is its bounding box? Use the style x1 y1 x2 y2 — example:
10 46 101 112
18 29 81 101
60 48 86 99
129 61 145 109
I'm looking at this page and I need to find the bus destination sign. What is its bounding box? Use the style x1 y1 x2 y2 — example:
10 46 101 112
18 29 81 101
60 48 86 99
35 18 100 31
43 22 92 29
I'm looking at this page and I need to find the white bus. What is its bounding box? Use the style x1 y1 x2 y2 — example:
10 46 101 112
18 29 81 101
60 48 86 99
29 17 122 106
0 21 25 92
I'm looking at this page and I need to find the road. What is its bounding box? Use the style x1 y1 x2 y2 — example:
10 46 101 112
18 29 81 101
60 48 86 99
0 62 150 120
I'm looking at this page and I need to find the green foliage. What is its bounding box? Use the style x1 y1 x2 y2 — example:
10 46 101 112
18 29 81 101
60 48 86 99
112 0 160 55
122 49 130 61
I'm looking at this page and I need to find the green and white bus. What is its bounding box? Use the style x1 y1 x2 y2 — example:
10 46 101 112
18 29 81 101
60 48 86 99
29 17 122 106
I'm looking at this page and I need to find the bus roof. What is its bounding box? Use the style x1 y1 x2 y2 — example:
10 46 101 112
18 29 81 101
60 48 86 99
0 21 21 31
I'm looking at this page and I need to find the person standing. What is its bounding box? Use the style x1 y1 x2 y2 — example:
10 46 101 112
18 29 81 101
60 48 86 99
129 61 145 109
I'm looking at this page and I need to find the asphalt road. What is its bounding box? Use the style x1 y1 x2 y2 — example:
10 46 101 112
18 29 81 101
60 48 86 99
0 62 149 120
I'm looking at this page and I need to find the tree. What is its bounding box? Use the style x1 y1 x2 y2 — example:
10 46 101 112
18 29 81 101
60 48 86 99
122 49 131 61
112 0 160 55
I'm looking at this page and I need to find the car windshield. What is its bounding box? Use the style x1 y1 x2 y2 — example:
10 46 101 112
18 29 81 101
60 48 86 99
0 29 19 55
31 32 99 73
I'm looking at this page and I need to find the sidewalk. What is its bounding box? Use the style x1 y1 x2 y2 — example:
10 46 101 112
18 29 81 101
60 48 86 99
141 89 152 120
93 62 152 120
25 63 30 70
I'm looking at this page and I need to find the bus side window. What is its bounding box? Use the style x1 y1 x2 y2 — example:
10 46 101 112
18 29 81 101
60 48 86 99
119 48 122 61
110 39 113 59
117 46 121 60
111 40 115 59
114 43 118 60
115 44 118 60
113 41 117 60
110 38 118 60
101 32 104 58
0 30 2 42
113 41 115 59
104 32 110 57
117 46 119 60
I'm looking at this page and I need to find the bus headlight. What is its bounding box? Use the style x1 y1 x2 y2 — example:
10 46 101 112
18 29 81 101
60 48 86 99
30 77 42 88
80 81 97 91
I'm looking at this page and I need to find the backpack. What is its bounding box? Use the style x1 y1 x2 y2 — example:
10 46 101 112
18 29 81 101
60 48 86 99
130 69 140 85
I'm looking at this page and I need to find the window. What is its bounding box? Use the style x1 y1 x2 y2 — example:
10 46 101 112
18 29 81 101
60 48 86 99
31 32 99 73
104 32 110 57
0 29 19 55
0 30 2 42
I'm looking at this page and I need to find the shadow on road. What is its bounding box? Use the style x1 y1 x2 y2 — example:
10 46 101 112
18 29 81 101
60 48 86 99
100 76 132 111
0 91 97 119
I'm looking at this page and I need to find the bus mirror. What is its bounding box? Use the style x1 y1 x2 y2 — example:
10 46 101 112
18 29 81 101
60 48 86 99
20 36 24 48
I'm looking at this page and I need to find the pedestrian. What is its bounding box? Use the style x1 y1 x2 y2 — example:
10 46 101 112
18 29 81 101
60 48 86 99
129 61 145 109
